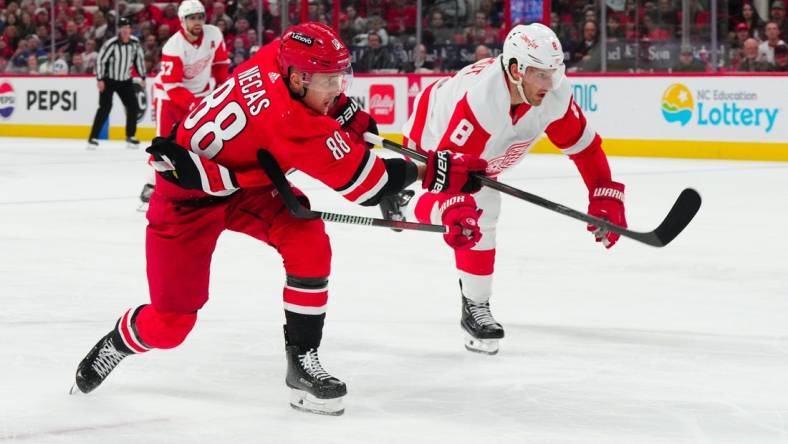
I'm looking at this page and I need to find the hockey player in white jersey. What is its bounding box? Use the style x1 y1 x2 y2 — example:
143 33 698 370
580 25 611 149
386 23 627 354
138 0 230 210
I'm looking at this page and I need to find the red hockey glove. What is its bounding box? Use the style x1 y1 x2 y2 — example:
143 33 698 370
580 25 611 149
330 94 378 148
423 150 487 194
439 194 483 250
587 180 627 249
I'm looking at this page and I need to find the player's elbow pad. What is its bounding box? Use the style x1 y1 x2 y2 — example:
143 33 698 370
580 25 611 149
358 158 418 207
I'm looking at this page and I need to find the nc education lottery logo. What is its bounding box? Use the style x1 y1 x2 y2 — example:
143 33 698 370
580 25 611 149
661 84 693 126
660 83 779 133
0 82 15 120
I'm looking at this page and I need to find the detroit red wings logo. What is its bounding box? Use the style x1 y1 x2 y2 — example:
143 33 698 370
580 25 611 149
486 139 535 175
183 56 212 79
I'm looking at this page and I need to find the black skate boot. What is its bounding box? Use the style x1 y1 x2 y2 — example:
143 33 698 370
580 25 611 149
284 328 346 416
379 189 415 232
461 295 505 355
137 183 154 212
70 329 133 395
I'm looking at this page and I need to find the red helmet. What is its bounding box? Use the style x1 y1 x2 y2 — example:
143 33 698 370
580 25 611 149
278 22 352 93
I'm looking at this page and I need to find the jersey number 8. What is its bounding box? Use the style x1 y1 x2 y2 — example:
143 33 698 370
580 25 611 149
449 118 475 146
183 78 247 159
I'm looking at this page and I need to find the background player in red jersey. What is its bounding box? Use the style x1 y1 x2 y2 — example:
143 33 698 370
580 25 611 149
138 0 230 211
72 22 487 416
384 24 627 355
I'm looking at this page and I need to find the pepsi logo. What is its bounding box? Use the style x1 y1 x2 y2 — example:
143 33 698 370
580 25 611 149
0 82 15 120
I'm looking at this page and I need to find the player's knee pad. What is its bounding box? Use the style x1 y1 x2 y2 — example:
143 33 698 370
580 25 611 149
134 304 197 349
278 219 332 278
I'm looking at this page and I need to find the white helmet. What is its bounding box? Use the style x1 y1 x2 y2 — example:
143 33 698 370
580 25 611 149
502 23 565 104
178 0 205 20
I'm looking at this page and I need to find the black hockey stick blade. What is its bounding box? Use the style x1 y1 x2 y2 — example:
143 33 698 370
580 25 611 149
364 133 702 247
256 150 447 233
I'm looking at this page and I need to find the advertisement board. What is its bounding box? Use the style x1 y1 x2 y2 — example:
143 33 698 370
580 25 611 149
0 73 786 161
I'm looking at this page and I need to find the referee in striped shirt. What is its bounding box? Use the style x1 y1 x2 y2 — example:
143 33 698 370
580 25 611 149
87 17 146 150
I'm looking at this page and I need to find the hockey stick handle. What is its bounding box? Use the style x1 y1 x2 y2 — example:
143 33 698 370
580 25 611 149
363 133 701 247
256 149 448 234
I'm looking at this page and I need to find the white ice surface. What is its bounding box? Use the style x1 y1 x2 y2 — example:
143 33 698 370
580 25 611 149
0 137 787 444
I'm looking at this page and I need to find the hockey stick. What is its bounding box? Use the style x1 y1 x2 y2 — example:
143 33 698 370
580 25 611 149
363 133 701 248
256 150 448 234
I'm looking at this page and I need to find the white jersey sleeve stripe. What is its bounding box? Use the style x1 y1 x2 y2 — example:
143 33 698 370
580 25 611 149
560 124 597 155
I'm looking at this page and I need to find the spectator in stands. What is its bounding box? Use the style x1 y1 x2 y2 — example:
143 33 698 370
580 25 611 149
465 11 497 45
157 23 171 43
340 5 367 45
642 12 671 41
737 37 771 71
143 33 158 55
655 0 679 35
367 15 389 46
758 21 786 64
570 19 600 70
770 43 788 70
25 52 39 74
728 22 751 67
83 38 98 73
401 43 435 72
63 20 85 56
735 2 764 41
769 1 787 41
386 0 417 36
40 47 68 74
209 1 232 29
88 11 110 44
0 56 8 73
672 44 707 72
235 18 251 46
70 51 88 74
606 13 625 41
27 34 48 65
423 11 454 45
433 0 468 28
473 44 491 61
357 32 396 72
159 4 180 37
137 0 163 27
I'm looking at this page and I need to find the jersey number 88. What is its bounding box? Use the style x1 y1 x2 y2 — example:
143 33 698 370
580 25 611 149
183 78 247 159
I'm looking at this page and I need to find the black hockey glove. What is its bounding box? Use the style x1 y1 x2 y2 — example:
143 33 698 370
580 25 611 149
145 136 207 190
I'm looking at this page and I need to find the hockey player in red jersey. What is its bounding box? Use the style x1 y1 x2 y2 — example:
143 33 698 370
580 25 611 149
382 23 627 355
139 0 230 210
72 22 487 416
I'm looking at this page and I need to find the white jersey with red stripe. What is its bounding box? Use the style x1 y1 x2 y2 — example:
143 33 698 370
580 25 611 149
154 24 229 102
402 56 599 176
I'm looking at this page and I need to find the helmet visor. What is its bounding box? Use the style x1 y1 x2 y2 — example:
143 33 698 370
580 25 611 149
524 65 565 91
301 65 353 95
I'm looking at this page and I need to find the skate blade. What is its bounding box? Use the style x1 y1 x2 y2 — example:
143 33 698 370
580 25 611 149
126 143 139 150
136 202 149 213
464 334 499 355
289 389 345 416
69 384 84 395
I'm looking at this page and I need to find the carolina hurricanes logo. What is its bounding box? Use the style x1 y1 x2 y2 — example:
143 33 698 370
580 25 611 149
486 139 535 175
183 56 212 79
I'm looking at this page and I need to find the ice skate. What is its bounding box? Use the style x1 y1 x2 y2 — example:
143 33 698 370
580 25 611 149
86 138 98 150
285 345 347 416
126 137 140 150
70 330 132 395
137 183 154 212
461 295 505 355
378 189 415 232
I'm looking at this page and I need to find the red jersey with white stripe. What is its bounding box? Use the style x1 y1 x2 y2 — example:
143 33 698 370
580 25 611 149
154 24 230 110
164 40 389 205
402 56 603 178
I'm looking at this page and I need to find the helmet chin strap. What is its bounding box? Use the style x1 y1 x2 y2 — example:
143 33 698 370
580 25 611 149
502 57 530 105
